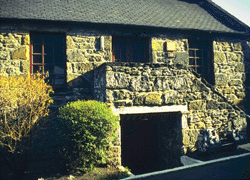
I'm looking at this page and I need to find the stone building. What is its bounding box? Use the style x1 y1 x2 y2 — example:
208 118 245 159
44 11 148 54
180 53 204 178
0 0 250 173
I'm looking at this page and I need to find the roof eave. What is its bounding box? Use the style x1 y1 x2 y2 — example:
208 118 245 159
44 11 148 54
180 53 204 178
0 17 247 36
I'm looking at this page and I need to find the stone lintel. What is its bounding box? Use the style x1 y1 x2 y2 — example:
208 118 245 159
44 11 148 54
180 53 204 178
112 104 188 115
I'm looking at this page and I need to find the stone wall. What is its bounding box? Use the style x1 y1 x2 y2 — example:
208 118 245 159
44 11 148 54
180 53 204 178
151 34 189 65
49 34 113 108
0 23 249 168
1 24 249 109
0 25 113 166
94 62 247 154
242 41 250 112
0 24 113 108
0 32 30 75
150 36 249 108
213 39 246 106
66 34 112 90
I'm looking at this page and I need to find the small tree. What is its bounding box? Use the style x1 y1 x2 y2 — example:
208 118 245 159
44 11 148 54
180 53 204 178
0 72 53 178
58 100 119 172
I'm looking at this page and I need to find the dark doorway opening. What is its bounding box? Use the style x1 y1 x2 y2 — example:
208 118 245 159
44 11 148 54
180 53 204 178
120 112 183 175
120 114 160 175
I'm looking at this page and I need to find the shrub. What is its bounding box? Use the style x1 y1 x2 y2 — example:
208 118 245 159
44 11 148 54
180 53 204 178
0 73 53 152
0 73 53 176
58 100 119 172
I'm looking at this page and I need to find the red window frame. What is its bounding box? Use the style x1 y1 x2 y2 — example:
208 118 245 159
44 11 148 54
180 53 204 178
30 32 66 90
189 40 214 84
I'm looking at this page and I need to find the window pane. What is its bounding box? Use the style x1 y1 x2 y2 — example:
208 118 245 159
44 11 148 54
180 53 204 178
54 46 64 55
33 45 42 53
44 45 53 54
121 51 126 60
114 51 120 59
203 50 209 58
138 51 144 61
33 65 43 74
113 37 148 63
196 50 202 57
113 41 120 49
204 68 208 75
201 43 209 49
197 67 203 74
197 59 203 66
54 79 64 85
189 50 195 57
45 76 53 85
54 56 64 64
189 41 195 48
44 65 53 75
189 58 195 65
55 75 65 85
33 55 42 63
139 42 145 49
203 59 208 66
44 55 53 64
133 51 138 61
120 41 126 50
132 42 139 51
32 34 66 89
43 35 54 44
54 65 64 74
55 79 64 85
33 35 43 44
133 42 144 51
54 36 64 45
189 41 213 84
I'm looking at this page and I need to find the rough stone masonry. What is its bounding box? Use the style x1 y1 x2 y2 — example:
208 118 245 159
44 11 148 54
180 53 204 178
0 23 250 167
94 62 247 158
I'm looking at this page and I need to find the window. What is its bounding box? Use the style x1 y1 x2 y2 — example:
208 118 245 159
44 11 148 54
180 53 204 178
30 33 66 89
112 36 149 63
189 40 214 84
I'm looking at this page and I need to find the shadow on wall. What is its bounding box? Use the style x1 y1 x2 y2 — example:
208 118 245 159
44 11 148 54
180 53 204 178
14 69 97 175
242 41 250 112
241 41 250 143
0 113 68 179
67 68 94 95
242 41 250 141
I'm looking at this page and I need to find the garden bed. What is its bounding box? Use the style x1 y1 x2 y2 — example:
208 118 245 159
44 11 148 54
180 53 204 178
2 166 132 180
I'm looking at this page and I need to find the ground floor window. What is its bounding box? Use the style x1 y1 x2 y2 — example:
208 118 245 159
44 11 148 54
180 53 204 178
112 36 149 63
188 40 214 84
30 32 66 90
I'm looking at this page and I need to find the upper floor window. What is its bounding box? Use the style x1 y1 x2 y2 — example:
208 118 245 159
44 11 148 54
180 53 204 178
112 36 149 63
189 40 214 84
30 32 66 90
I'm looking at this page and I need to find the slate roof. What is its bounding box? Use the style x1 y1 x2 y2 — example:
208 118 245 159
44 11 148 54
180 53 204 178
0 0 248 34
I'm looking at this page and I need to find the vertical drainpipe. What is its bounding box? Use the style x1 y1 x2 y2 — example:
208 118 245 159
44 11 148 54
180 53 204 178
100 36 104 51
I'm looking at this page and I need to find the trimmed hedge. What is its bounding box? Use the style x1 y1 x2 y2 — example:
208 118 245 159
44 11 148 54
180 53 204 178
58 100 119 172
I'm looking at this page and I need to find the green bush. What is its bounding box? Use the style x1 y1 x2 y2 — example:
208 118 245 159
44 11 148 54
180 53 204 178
58 100 119 172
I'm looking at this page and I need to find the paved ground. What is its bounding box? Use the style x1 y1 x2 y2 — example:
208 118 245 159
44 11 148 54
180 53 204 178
239 143 250 151
123 143 250 180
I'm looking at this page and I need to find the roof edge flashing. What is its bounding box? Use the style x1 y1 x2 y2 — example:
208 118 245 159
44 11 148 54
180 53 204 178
205 0 249 33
